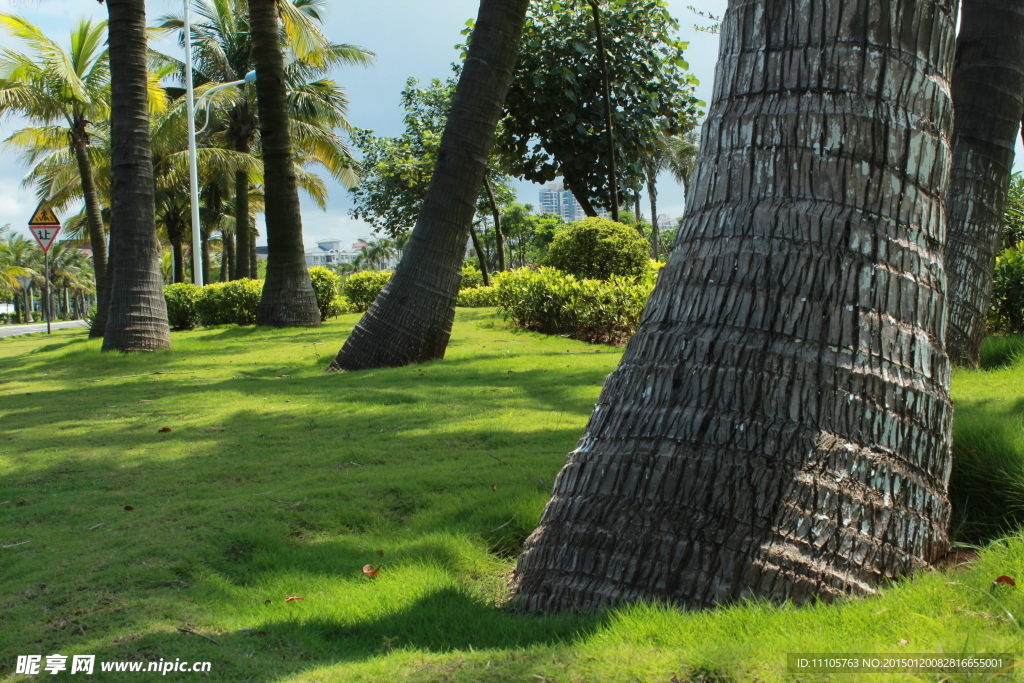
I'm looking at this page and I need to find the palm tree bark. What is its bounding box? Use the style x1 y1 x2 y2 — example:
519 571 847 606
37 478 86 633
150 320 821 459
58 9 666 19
101 0 171 352
483 175 506 272
233 165 250 280
328 0 528 370
943 0 1024 367
247 0 319 326
71 132 109 338
511 0 956 611
201 224 212 284
469 225 491 287
249 227 258 278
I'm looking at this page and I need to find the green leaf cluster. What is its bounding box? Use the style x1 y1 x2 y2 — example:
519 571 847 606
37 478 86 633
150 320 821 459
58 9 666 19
342 270 393 312
544 217 650 280
989 243 1024 335
308 265 341 321
348 77 514 238
496 265 661 344
496 0 703 212
189 278 264 327
456 285 500 307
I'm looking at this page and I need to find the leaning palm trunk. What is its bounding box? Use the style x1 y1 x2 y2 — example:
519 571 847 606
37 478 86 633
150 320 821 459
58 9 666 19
943 0 1024 367
248 0 319 326
329 0 529 370
101 0 171 352
511 0 956 612
72 137 109 338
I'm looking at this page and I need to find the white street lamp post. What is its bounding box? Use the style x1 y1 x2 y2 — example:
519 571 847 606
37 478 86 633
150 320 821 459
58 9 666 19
184 0 203 286
184 0 254 286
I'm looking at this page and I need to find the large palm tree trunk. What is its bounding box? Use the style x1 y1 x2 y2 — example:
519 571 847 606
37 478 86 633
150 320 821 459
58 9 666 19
222 228 234 281
72 135 109 338
248 0 320 326
101 0 171 352
943 0 1024 367
511 0 957 612
329 0 529 370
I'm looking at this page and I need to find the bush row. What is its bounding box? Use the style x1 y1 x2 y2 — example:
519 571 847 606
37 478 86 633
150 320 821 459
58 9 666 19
165 272 356 331
495 265 661 344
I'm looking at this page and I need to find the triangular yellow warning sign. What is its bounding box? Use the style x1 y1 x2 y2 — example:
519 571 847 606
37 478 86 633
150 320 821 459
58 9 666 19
28 203 60 226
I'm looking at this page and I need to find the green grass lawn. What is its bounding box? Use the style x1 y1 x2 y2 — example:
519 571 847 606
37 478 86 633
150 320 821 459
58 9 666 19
2 310 1024 682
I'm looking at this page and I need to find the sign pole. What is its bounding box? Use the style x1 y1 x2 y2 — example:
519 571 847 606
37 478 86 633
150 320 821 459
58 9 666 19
44 250 51 334
27 202 62 333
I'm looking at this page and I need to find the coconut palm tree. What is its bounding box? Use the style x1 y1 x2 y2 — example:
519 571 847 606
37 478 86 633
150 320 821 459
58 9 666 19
511 0 957 611
638 129 699 260
101 0 171 352
329 0 531 369
0 231 37 323
0 15 110 335
155 0 372 281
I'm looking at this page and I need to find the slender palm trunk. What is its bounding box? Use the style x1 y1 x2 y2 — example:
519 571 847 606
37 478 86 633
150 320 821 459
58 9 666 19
23 287 33 323
647 173 659 259
101 0 171 352
589 0 618 222
249 226 258 278
511 0 956 612
223 229 234 281
483 175 506 271
169 228 184 284
248 0 319 325
469 225 490 287
329 0 528 370
201 225 212 285
943 0 1024 367
72 131 109 338
233 163 249 280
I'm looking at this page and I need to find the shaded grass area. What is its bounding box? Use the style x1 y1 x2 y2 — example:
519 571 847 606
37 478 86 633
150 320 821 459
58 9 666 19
950 334 1024 545
1 313 1023 682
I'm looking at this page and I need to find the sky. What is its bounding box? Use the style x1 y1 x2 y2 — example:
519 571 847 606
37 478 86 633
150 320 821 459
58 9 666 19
0 0 1020 250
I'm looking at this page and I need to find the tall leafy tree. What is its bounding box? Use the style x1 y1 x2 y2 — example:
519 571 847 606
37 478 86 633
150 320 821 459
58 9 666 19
942 0 1024 367
0 16 111 336
511 0 957 611
100 0 171 351
348 75 516 272
497 0 701 216
329 0 530 370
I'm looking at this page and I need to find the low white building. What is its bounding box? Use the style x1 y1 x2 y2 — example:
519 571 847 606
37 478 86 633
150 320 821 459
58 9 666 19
305 239 364 268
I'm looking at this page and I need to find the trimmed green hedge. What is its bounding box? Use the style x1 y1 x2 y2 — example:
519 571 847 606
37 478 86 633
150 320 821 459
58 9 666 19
308 266 342 321
460 265 484 289
343 270 392 312
496 265 661 344
544 217 650 280
164 283 203 331
189 279 263 327
457 285 499 307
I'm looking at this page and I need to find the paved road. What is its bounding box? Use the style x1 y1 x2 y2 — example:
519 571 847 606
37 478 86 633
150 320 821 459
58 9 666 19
0 320 88 338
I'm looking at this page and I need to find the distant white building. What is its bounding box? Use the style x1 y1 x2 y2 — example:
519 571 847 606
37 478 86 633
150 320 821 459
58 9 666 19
538 182 609 222
304 239 365 268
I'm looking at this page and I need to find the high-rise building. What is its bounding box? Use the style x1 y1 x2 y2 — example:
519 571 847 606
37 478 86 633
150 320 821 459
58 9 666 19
538 182 608 222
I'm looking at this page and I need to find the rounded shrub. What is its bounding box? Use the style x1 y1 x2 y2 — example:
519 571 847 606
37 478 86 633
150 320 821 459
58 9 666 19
460 264 484 289
164 283 203 331
308 266 342 321
544 217 649 280
343 270 392 312
989 243 1024 334
195 279 263 326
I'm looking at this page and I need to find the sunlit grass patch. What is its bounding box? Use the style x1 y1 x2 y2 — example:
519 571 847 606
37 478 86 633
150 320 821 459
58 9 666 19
1 316 1023 682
